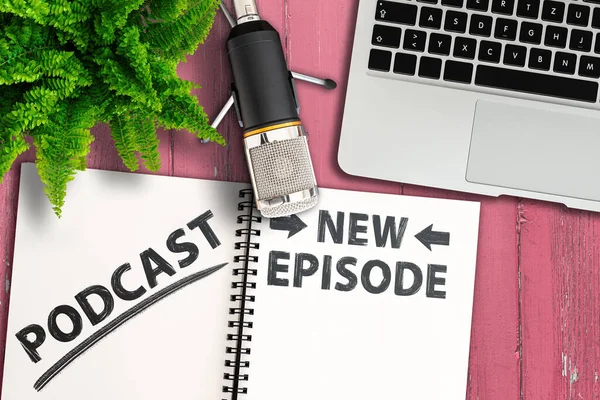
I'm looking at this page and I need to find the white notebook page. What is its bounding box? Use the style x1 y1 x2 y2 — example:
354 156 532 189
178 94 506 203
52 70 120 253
2 164 245 400
247 188 480 400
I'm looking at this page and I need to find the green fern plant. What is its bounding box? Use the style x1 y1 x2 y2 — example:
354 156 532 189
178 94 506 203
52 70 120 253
0 0 225 216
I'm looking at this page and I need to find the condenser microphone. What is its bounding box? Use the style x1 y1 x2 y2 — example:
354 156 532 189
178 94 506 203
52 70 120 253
227 0 318 218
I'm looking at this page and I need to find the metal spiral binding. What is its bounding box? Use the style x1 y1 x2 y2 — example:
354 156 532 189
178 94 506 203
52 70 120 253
222 188 260 399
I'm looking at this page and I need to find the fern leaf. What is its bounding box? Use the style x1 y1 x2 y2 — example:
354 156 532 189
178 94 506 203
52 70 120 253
42 77 78 100
141 0 220 60
109 112 139 171
159 94 224 145
143 0 190 21
0 0 51 26
0 134 29 182
0 0 225 216
0 43 91 88
31 99 95 216
134 113 161 171
1 0 93 50
83 76 113 120
95 47 160 111
93 0 146 44
1 87 60 142
117 26 154 95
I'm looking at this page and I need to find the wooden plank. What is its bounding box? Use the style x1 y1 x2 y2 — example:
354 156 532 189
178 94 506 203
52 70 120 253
519 200 600 399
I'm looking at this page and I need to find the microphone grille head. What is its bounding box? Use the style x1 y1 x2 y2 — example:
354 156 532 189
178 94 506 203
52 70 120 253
259 196 318 219
248 136 318 218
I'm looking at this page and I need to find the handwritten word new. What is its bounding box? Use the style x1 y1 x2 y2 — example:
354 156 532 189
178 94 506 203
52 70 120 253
317 210 409 248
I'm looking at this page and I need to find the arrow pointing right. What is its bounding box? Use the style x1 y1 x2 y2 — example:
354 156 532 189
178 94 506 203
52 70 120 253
415 224 450 251
270 214 308 238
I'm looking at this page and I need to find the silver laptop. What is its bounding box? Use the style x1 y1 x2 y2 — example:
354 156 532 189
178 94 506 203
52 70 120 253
338 0 600 212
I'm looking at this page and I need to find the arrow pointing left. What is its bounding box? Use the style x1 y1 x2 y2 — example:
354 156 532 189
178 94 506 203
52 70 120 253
415 224 450 251
270 214 308 238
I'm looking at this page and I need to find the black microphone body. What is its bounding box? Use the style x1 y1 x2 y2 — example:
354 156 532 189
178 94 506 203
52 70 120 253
226 8 319 219
227 21 299 133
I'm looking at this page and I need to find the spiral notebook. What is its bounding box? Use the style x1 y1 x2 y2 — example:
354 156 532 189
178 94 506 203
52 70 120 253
1 163 481 400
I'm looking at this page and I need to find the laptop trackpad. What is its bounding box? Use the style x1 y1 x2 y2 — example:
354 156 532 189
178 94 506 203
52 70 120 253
466 100 600 202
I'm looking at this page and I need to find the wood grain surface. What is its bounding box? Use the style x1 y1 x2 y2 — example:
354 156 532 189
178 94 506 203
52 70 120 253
0 1 597 399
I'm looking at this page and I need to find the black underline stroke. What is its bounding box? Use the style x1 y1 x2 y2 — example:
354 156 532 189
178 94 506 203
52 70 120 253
34 262 228 391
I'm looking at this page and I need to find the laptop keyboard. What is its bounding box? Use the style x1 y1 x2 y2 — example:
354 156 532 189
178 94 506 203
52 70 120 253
368 0 600 104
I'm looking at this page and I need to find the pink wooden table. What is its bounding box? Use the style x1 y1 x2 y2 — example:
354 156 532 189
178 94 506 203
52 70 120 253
0 1 598 398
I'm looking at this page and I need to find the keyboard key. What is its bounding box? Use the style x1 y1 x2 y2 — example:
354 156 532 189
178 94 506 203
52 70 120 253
554 52 577 74
417 0 438 3
479 40 502 62
595 33 600 53
368 49 392 71
475 65 598 102
592 8 600 28
544 25 567 48
454 36 477 59
541 0 565 22
516 0 540 18
566 4 590 26
519 22 542 44
444 60 474 83
376 1 418 25
467 0 489 11
492 0 515 15
570 29 593 52
393 52 417 75
444 10 468 33
420 7 443 29
429 33 452 55
419 56 442 79
442 0 464 7
579 55 600 78
372 25 402 48
403 29 427 51
503 44 527 66
494 18 518 40
529 48 552 70
469 14 493 36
